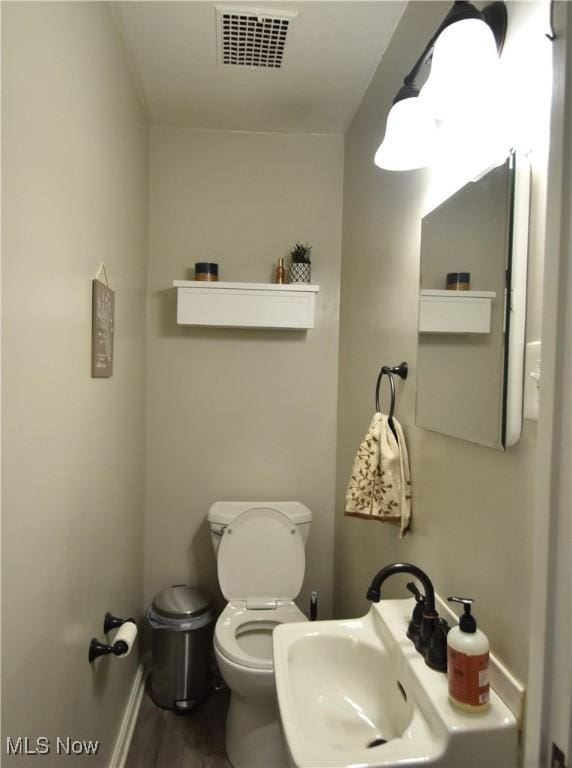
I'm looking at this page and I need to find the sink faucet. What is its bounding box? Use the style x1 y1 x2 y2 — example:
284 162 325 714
366 562 446 670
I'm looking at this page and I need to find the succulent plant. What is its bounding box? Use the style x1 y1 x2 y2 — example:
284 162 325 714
289 241 312 264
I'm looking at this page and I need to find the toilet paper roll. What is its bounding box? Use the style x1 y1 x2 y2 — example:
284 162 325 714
112 621 137 657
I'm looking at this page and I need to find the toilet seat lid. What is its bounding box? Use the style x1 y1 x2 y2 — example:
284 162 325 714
217 507 305 602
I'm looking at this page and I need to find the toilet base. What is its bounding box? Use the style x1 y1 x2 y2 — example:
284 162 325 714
225 691 289 768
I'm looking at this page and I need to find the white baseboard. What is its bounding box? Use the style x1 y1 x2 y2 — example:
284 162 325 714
109 664 146 768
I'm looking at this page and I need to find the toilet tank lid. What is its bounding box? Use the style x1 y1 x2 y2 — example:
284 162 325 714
208 501 312 526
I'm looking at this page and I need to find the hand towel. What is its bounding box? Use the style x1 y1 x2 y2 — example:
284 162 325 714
344 413 411 537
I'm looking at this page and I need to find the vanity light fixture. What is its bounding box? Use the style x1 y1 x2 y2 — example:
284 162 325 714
373 88 439 171
374 0 507 172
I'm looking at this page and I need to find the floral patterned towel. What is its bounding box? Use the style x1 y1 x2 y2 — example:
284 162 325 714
344 413 411 537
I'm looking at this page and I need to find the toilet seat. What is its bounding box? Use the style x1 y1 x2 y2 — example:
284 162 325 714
217 506 305 605
215 602 306 670
215 507 307 671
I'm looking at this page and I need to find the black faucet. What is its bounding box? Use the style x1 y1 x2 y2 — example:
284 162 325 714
366 562 446 671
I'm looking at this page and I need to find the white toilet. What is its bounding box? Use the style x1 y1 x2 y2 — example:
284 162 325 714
208 501 312 768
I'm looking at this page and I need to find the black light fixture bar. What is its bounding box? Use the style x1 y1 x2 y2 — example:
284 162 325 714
393 1 508 105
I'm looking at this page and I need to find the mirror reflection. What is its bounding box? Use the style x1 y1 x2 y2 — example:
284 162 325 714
415 157 518 449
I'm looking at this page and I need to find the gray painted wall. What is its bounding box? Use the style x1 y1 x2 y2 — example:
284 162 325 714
2 4 148 764
145 128 343 618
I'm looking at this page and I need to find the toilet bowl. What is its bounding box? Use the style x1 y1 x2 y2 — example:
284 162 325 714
208 501 312 768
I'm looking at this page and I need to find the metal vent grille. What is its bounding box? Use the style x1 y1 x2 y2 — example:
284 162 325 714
217 7 297 68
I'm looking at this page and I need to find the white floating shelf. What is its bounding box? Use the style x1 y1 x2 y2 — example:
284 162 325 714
173 281 319 330
418 289 496 334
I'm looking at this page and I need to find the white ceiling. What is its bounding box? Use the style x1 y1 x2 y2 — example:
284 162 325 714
112 1 406 133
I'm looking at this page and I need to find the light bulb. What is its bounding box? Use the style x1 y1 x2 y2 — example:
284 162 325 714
374 97 438 171
420 18 500 121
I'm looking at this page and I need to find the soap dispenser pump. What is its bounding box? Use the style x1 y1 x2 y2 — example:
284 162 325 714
447 597 490 711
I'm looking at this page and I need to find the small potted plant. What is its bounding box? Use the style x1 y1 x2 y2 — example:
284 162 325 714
288 242 312 283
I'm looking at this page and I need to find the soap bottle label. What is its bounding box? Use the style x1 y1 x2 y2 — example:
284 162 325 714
448 647 490 707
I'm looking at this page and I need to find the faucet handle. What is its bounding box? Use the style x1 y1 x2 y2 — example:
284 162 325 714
406 581 424 603
406 582 426 643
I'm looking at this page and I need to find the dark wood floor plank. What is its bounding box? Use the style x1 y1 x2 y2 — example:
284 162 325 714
126 686 231 768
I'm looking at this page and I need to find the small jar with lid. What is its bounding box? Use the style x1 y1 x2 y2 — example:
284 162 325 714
446 272 471 290
195 263 219 281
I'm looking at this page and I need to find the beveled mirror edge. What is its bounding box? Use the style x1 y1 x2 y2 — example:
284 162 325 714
504 152 531 447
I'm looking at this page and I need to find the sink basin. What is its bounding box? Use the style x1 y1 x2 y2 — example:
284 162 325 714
273 599 518 768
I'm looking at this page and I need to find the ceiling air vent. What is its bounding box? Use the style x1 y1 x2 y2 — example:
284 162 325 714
216 6 298 69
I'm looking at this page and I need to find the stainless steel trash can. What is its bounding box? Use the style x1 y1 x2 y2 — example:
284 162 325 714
147 585 214 713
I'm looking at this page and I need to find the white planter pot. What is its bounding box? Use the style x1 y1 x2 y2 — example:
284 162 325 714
289 263 311 283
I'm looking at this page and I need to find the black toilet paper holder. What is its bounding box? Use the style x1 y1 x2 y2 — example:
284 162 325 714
88 613 135 664
103 611 133 634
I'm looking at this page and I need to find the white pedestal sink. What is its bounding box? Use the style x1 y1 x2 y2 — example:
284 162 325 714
273 599 518 768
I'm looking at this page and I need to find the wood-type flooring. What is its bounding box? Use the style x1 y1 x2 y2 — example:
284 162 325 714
126 686 231 768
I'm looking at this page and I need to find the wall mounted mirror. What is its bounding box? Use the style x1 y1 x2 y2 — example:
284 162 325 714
415 154 530 449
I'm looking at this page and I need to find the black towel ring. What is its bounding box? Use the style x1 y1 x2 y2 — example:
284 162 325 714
375 362 408 427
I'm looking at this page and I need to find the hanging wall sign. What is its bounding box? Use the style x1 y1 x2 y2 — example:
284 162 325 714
91 269 115 378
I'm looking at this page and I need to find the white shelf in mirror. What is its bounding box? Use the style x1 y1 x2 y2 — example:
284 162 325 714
173 280 319 330
418 289 497 334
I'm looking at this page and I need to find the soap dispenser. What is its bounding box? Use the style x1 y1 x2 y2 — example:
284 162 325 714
447 597 490 711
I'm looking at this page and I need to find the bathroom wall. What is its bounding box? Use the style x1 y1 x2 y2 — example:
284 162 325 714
334 0 551 684
2 4 148 765
145 128 343 617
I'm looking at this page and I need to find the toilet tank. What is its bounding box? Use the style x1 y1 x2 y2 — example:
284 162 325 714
208 501 312 556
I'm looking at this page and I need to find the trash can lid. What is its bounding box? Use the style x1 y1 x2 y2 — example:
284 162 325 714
151 584 213 620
